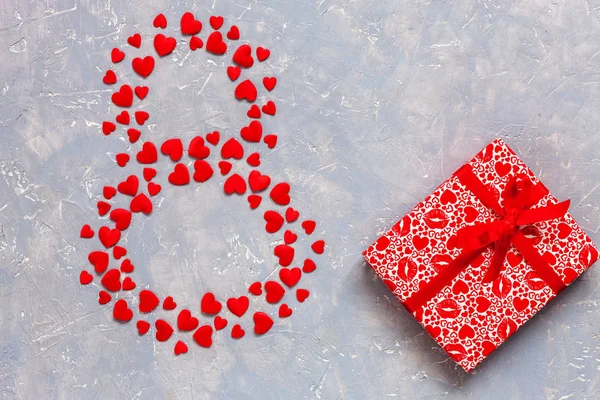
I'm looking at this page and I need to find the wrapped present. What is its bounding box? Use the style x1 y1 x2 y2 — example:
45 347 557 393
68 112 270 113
363 138 598 372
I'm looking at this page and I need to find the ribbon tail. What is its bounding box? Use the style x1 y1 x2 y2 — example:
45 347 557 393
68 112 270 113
511 230 566 294
516 200 571 225
483 237 511 283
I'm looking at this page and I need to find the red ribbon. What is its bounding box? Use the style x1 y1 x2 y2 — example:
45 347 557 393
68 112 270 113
403 164 569 313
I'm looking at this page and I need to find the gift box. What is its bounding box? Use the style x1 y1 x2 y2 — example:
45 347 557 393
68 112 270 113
364 139 598 372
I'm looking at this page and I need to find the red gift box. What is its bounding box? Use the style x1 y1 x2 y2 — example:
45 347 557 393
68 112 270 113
364 139 598 372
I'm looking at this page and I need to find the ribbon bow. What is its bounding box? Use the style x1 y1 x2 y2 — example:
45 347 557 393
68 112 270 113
403 164 570 313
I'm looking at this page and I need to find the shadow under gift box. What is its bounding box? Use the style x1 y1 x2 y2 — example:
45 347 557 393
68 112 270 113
363 138 598 373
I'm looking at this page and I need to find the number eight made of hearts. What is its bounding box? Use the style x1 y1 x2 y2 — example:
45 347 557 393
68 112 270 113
84 12 327 355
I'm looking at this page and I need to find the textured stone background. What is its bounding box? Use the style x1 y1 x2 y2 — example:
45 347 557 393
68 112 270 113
2 0 600 399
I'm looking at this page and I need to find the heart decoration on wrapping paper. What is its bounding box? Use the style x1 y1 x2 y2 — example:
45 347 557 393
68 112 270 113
79 12 326 356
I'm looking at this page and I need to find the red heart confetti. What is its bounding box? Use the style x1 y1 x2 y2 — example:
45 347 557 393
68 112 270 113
210 16 224 30
247 104 261 119
143 167 157 181
137 320 151 335
311 240 325 254
101 269 121 292
302 258 317 273
120 259 134 273
102 121 116 135
134 86 149 100
111 48 125 63
218 161 232 175
130 193 153 215
227 66 241 81
206 32 227 55
122 276 136 291
279 267 301 287
127 128 141 143
253 312 273 335
206 131 220 145
263 210 284 233
247 152 260 167
234 79 257 102
153 13 167 29
80 224 94 238
278 304 292 318
263 77 277 91
113 299 133 322
132 56 155 78
201 292 222 315
233 44 254 68
286 207 299 223
221 138 244 159
136 142 158 164
116 110 130 125
227 25 240 40
161 138 184 161
274 244 294 266
248 194 262 209
214 316 228 330
112 85 133 107
249 170 271 192
116 153 130 167
296 288 310 303
248 282 262 296
79 271 93 285
174 340 188 355
181 12 202 35
178 309 199 331
190 36 203 51
231 324 245 339
240 120 262 142
188 136 210 159
99 290 111 305
155 319 174 341
302 220 316 234
118 175 139 196
113 245 127 260
270 182 291 205
103 70 117 85
283 230 297 244
135 111 150 125
227 296 249 318
264 281 285 304
193 325 213 348
127 33 142 48
262 101 276 116
97 201 110 216
193 160 214 183
263 134 277 149
110 208 132 231
163 296 177 310
154 34 177 57
88 251 109 274
224 174 247 195
99 226 121 248
256 47 270 61
148 182 161 196
103 186 117 199
139 290 160 313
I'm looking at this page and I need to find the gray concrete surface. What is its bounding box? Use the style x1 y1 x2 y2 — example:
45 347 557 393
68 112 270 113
2 0 600 399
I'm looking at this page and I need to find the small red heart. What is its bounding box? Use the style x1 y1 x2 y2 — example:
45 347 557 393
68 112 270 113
116 153 130 167
240 120 263 142
278 304 292 318
231 324 245 339
482 341 496 357
248 170 271 192
120 259 134 273
103 186 117 199
227 25 240 40
263 77 277 91
177 309 199 331
475 296 491 313
227 296 249 317
201 292 222 315
113 245 127 259
214 316 228 330
458 324 475 339
188 136 210 159
274 244 294 266
181 12 202 35
513 297 529 312
111 48 125 63
127 128 141 143
247 152 260 167
233 44 254 68
103 70 117 85
154 33 177 57
311 240 325 254
143 167 156 182
253 312 273 335
270 182 290 205
139 289 160 313
98 290 112 305
122 276 136 291
557 222 572 240
412 236 429 251
210 16 224 30
224 174 247 195
463 206 479 223
155 319 174 342
102 121 116 135
440 189 457 205
263 134 277 149
279 267 301 287
190 36 203 51
88 251 109 274
296 288 310 303
148 182 161 196
248 194 262 209
283 230 297 244
134 111 149 125
80 224 94 238
134 86 149 100
247 104 261 119
506 252 523 267
113 299 133 322
163 296 177 310
234 79 257 102
137 320 151 335
495 161 511 177
286 207 300 223
221 138 244 159
302 258 316 273
265 281 285 304
79 270 93 285
130 193 153 215
136 142 158 164
101 269 121 292
206 131 220 145
110 208 132 231
153 13 167 29
161 138 184 161
248 282 262 296
262 101 276 116
264 210 284 233
227 66 241 81
452 280 469 295
118 175 139 196
132 56 155 78
99 226 121 248
218 161 232 175
127 33 141 48
193 325 213 348
112 85 133 107
256 46 270 61
193 160 214 183
174 340 188 355
206 32 227 55
116 110 130 125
